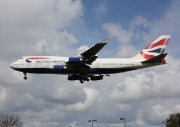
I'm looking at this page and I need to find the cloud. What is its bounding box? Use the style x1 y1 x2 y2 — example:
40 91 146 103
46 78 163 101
106 55 180 126
0 0 82 58
110 56 180 102
0 0 82 29
93 1 108 13
0 0 84 126
31 30 79 56
101 1 180 126
66 87 99 111
76 45 89 55
94 4 108 13
102 23 133 44
92 1 109 22
1 0 180 127
102 15 153 58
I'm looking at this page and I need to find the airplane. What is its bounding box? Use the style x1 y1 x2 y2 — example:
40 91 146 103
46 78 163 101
10 35 171 83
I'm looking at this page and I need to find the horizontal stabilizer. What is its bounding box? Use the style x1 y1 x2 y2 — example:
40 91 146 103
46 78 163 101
141 53 167 63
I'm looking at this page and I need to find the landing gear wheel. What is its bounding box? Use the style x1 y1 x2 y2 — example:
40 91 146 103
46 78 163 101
23 72 27 80
79 80 84 84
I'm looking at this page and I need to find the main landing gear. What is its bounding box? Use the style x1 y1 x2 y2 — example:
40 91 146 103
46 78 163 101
79 76 89 84
23 72 27 80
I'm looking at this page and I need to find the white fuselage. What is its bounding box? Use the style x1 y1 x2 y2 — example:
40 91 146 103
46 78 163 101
10 56 159 75
9 35 170 82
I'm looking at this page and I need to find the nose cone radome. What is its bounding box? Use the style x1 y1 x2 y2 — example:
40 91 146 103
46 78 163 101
10 63 15 69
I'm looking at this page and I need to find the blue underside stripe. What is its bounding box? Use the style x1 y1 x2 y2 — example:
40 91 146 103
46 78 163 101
14 68 134 74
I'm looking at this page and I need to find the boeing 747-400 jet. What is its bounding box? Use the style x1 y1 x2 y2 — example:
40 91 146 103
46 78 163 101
10 35 171 83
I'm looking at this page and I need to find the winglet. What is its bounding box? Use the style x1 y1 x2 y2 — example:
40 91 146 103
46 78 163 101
101 38 110 44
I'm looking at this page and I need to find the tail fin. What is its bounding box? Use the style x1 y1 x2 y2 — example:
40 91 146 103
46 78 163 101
133 35 171 63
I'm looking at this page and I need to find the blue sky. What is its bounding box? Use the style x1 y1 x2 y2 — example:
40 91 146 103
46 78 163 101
83 0 171 27
81 0 171 34
71 0 174 58
0 0 180 127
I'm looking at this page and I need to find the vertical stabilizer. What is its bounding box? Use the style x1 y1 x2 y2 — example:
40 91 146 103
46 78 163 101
133 35 171 62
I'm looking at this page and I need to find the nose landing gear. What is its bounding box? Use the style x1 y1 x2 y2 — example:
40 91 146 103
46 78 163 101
23 72 27 80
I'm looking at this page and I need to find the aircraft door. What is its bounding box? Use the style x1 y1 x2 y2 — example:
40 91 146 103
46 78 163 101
96 63 100 68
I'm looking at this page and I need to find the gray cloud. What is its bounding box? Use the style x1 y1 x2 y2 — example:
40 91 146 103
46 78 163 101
0 0 82 58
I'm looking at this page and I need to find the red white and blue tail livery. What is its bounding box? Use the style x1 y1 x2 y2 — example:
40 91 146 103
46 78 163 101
10 35 171 83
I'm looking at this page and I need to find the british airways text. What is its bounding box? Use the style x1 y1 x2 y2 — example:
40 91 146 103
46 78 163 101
35 60 65 64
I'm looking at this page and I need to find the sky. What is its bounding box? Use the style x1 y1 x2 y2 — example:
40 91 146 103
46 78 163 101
0 0 180 127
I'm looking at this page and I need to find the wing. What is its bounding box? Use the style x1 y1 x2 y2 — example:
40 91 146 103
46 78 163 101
66 38 110 74
80 38 110 64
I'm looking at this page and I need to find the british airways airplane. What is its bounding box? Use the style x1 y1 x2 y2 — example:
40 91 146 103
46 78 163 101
10 35 170 83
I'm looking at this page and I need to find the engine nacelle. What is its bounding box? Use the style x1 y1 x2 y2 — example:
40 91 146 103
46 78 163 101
53 65 67 72
90 75 103 81
68 74 79 80
69 57 82 64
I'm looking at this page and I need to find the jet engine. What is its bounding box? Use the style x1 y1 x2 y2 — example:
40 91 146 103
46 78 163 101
68 74 79 80
53 65 67 72
69 57 82 64
90 75 103 81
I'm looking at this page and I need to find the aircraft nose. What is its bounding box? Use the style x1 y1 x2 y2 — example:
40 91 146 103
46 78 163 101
10 63 15 69
10 63 13 68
